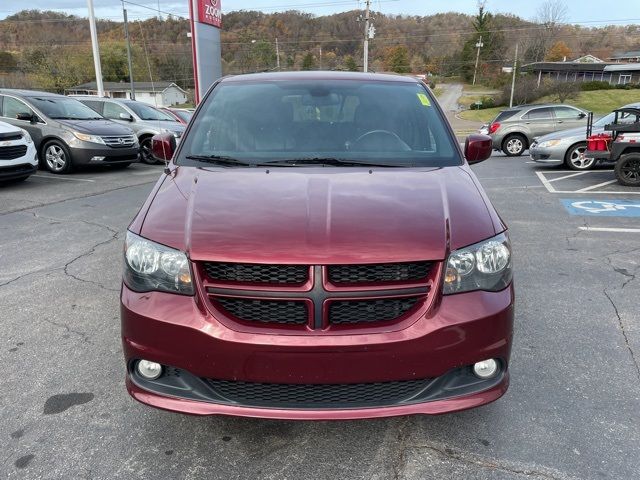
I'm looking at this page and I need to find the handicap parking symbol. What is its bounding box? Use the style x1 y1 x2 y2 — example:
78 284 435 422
561 199 640 217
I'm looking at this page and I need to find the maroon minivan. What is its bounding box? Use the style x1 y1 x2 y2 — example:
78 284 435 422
121 72 513 420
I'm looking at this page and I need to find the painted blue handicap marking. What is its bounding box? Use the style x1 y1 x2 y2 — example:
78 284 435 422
561 198 640 217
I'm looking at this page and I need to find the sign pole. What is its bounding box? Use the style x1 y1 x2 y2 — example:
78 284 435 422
189 0 223 104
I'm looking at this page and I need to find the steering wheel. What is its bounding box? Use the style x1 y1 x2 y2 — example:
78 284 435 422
350 129 411 151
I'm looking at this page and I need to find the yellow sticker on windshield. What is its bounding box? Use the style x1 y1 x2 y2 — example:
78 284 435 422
417 93 431 106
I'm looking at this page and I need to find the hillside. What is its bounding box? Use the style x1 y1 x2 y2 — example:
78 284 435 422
0 9 638 93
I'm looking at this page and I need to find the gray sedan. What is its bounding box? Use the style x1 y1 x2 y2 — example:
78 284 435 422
530 102 640 170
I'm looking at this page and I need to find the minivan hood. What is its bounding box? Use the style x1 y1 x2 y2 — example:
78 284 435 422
56 119 134 135
139 166 499 264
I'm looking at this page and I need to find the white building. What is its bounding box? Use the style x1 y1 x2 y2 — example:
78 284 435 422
67 81 189 107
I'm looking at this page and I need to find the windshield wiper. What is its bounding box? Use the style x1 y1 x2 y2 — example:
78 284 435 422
261 157 408 168
185 154 254 167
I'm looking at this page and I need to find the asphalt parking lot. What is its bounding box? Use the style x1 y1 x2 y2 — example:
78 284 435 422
1 157 639 479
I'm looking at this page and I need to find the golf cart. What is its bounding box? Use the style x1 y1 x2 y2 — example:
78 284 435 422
585 107 640 187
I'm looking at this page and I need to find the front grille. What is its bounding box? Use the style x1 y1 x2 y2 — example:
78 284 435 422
101 134 136 148
204 262 308 284
216 297 308 325
329 297 419 324
205 377 431 408
328 262 431 284
0 145 28 160
0 132 22 141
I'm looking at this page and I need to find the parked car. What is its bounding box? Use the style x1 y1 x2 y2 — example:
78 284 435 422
487 103 589 157
160 107 193 125
530 102 640 170
71 96 185 164
0 120 38 182
0 90 139 174
121 71 513 420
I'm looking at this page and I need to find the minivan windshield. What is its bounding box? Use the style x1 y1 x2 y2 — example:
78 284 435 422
124 101 176 121
28 96 103 120
177 80 460 167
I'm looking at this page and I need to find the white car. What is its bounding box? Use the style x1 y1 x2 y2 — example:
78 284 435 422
0 120 38 183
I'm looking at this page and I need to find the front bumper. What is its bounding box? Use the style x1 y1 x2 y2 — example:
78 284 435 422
121 282 514 419
529 144 564 163
69 144 139 165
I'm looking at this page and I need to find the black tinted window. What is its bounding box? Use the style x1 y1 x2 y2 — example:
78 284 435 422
494 110 517 122
179 80 459 167
523 107 552 120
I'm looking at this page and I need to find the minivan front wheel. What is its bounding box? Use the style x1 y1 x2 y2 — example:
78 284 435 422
502 134 527 157
43 140 73 174
139 137 159 165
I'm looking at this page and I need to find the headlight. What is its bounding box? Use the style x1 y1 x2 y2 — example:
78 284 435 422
537 139 562 148
443 232 512 294
123 231 193 295
73 131 105 144
160 128 182 138
20 128 33 144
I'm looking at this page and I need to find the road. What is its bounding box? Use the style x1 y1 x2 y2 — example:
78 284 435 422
1 159 639 479
437 83 484 138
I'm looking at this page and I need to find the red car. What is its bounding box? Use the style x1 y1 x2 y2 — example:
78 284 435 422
160 107 193 125
121 72 513 420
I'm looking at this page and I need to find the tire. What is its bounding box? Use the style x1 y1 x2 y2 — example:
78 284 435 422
502 134 527 157
564 142 593 171
139 136 159 165
109 162 132 170
614 153 640 187
42 140 73 174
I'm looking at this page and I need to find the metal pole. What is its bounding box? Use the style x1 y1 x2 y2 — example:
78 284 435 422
275 37 280 70
363 0 370 72
122 3 135 100
319 45 322 70
87 0 104 97
472 35 483 86
509 43 519 108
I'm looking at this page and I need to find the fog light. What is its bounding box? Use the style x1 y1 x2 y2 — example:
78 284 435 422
90 156 105 162
473 359 498 379
136 360 163 380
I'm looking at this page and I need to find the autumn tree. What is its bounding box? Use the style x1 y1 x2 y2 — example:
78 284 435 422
545 41 572 61
384 45 411 73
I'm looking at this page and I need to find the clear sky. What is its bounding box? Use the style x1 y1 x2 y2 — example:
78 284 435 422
0 0 639 25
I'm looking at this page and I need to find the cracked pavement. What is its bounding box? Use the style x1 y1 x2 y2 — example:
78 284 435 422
1 160 639 479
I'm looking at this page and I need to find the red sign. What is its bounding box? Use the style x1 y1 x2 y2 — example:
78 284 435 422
198 0 222 28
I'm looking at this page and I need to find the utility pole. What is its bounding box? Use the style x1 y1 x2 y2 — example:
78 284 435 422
363 0 370 72
319 45 322 70
275 37 280 70
472 35 483 86
87 0 104 97
509 43 519 108
122 2 135 100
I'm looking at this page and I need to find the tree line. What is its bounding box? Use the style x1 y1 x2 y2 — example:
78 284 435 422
0 4 638 93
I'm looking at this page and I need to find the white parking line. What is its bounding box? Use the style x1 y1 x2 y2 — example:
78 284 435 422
547 171 589 183
535 171 557 193
579 226 640 233
575 179 618 193
32 175 96 183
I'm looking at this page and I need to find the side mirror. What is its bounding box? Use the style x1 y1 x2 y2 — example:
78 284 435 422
578 112 587 119
119 112 134 121
151 133 176 162
16 112 34 123
464 134 493 164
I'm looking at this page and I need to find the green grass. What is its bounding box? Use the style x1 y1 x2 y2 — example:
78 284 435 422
458 89 640 123
432 87 444 98
458 107 503 123
462 83 499 94
458 94 486 108
540 89 640 114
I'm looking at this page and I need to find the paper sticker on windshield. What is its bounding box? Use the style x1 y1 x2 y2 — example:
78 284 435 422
417 93 431 107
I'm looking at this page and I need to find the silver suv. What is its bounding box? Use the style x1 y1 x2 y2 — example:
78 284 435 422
71 96 186 164
486 103 588 157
